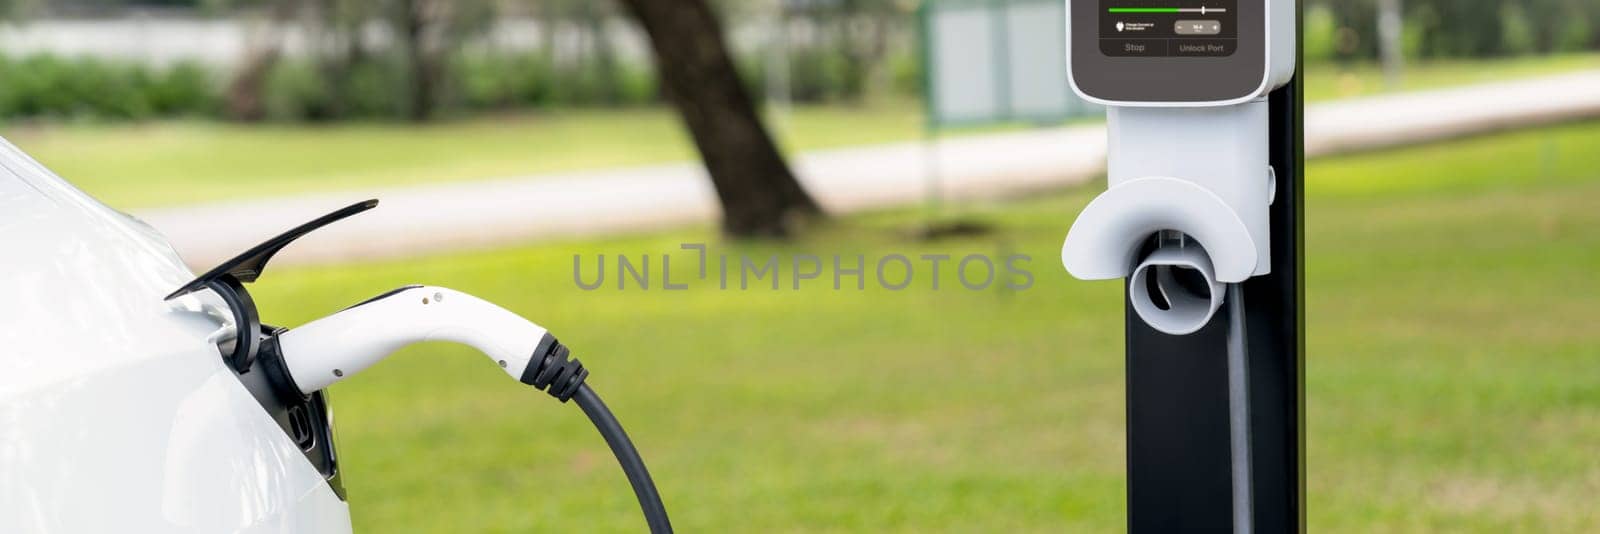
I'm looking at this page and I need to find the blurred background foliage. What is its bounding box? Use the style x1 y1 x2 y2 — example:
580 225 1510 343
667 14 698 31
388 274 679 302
0 0 1593 123
1307 0 1599 60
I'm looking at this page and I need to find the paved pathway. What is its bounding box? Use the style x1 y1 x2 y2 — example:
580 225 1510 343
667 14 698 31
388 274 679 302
133 71 1600 268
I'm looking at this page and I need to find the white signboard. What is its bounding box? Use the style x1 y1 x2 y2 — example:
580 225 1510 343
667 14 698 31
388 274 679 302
923 0 1101 126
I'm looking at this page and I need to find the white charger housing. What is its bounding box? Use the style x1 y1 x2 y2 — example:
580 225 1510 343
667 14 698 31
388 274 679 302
1062 102 1273 284
1060 0 1297 334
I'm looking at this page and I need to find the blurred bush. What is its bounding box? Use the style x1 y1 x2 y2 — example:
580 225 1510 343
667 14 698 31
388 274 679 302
459 52 557 110
1305 4 1339 63
788 48 859 102
0 54 216 121
146 62 220 116
455 51 658 111
261 60 335 122
0 49 661 122
259 58 404 122
1 0 1597 123
1312 0 1600 62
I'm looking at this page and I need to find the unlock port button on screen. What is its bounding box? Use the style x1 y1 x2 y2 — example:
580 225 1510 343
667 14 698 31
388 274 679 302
1173 40 1234 56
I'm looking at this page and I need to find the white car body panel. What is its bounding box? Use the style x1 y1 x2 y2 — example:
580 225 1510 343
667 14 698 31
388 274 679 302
0 136 351 533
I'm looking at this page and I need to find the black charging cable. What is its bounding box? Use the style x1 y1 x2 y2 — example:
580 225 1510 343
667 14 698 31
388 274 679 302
522 337 674 534
574 385 673 534
1225 283 1254 534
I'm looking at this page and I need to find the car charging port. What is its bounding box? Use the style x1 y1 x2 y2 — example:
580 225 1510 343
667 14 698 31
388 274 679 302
286 403 316 452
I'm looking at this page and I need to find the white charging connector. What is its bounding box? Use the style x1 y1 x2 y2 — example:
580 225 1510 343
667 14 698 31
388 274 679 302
275 285 547 394
267 284 672 533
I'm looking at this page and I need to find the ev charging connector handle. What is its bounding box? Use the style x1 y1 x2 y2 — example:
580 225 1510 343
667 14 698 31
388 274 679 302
276 285 574 395
164 202 672 532
270 285 671 534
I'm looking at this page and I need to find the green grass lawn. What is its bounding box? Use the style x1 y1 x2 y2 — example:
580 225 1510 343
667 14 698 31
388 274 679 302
0 102 926 210
5 52 1597 211
241 121 1600 532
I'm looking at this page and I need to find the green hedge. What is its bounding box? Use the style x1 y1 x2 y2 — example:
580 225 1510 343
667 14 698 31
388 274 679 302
258 58 407 122
0 47 914 123
0 51 665 122
1312 0 1599 61
0 54 217 120
456 51 659 111
260 52 662 122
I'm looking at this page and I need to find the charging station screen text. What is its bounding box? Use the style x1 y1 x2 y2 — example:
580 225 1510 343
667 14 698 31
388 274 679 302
1099 0 1239 58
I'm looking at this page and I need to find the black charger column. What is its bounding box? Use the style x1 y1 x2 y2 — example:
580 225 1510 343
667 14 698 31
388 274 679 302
1120 6 1304 533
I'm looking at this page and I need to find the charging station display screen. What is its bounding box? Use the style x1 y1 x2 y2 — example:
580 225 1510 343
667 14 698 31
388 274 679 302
1099 0 1238 57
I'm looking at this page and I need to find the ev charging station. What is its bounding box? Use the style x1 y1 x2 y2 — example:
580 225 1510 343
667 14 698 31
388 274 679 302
1062 0 1304 531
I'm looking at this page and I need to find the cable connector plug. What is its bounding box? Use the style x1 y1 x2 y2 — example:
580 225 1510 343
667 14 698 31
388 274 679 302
520 335 588 402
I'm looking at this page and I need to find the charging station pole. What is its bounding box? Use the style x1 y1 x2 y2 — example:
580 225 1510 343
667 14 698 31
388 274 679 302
1121 78 1304 533
1120 9 1304 534
1057 0 1305 531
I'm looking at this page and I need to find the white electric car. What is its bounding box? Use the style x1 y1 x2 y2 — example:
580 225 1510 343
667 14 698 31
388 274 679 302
0 136 670 533
0 135 359 531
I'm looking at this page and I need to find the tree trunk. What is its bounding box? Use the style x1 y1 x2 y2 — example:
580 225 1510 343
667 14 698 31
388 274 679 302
582 4 621 105
396 0 439 122
226 0 297 121
617 0 824 238
225 47 281 122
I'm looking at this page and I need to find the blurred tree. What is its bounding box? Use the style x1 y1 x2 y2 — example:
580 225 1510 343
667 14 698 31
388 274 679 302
1319 0 1379 60
1545 0 1597 52
1377 0 1404 86
212 0 297 120
1499 2 1536 56
0 0 31 17
781 0 906 103
618 0 823 237
386 0 495 121
303 0 382 118
525 0 630 106
1304 4 1338 62
212 0 492 121
1553 13 1592 52
1313 0 1600 61
829 0 901 102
